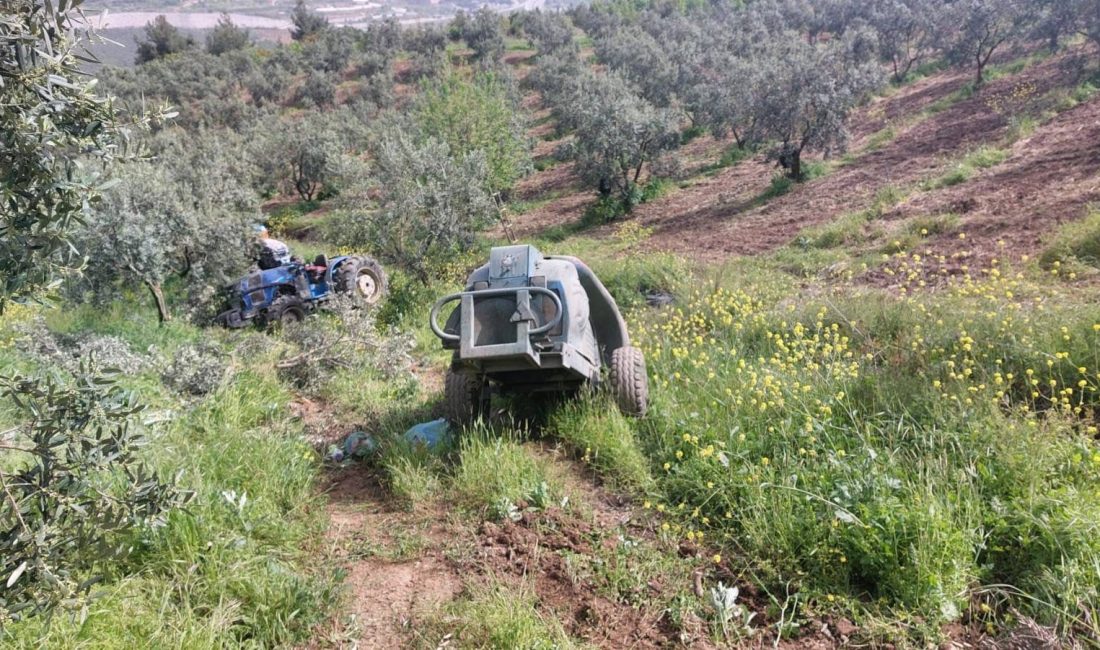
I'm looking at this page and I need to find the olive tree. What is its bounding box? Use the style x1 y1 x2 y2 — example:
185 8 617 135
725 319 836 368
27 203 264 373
750 30 882 180
947 0 1029 86
1081 0 1100 60
205 13 250 55
135 15 196 64
1 0 185 623
595 25 677 107
259 113 345 201
1 0 150 308
296 69 337 108
76 132 258 322
521 10 576 56
461 8 506 63
352 132 495 282
559 70 680 207
416 68 530 196
868 0 945 82
291 0 329 41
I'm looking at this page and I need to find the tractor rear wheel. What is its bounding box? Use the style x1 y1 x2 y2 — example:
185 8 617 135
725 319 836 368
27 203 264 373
445 369 487 426
263 295 306 329
335 256 387 306
609 346 648 417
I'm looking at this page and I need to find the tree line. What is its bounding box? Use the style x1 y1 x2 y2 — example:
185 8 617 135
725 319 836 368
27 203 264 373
55 0 1100 322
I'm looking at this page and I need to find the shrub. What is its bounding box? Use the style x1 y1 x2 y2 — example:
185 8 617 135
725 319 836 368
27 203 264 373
416 68 531 196
339 131 495 283
275 296 414 391
161 341 227 396
0 365 188 622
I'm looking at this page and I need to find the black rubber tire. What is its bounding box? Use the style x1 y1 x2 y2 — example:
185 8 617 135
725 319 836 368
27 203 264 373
609 346 648 417
445 369 486 426
262 295 306 329
335 256 387 306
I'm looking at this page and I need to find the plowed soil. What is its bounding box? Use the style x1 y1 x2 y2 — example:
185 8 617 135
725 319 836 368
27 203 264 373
894 88 1100 264
508 49 1100 265
633 53 1086 259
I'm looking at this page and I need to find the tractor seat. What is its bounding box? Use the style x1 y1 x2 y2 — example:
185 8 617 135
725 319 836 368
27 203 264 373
305 255 328 283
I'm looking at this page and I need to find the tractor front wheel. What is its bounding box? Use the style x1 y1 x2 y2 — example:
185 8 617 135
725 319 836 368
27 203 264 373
445 369 487 426
263 295 306 329
609 346 648 417
336 256 387 306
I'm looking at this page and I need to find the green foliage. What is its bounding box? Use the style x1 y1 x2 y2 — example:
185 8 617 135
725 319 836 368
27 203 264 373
291 0 329 42
259 112 347 201
925 146 1008 190
416 68 531 195
633 270 1100 633
135 15 196 64
519 10 576 56
451 428 557 515
423 583 578 649
550 68 680 206
946 0 1030 85
1040 209 1100 270
549 397 654 492
458 8 506 63
0 364 188 623
759 175 794 201
205 14 251 56
337 131 495 283
0 0 143 309
74 130 259 323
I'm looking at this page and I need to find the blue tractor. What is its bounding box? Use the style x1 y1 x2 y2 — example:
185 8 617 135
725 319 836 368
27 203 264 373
216 254 387 328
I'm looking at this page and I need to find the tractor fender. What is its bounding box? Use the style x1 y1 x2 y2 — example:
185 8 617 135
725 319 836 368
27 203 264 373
544 255 630 361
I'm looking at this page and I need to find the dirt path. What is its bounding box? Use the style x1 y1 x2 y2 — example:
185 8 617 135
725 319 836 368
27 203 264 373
297 394 717 648
317 467 465 648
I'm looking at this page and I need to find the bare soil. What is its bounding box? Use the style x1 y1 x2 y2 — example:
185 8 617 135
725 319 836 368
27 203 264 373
633 53 1084 259
891 88 1100 266
508 50 1100 268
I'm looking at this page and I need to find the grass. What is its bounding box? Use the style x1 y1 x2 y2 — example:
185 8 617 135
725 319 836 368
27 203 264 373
548 396 654 492
756 161 831 204
1040 208 1100 273
863 125 898 152
701 143 753 175
1 306 340 647
415 582 579 649
450 426 560 515
616 258 1100 641
924 145 1010 190
791 185 907 251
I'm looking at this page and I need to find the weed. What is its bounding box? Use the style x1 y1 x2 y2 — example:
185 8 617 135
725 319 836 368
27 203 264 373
703 144 752 175
1040 209 1100 272
417 583 578 649
759 175 794 201
451 426 558 515
864 125 897 152
548 396 654 492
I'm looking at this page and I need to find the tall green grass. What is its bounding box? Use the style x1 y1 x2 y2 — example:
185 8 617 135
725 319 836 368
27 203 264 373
1 308 339 648
551 259 1100 643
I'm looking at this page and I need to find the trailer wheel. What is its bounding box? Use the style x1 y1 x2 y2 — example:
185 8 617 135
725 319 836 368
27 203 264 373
445 369 487 426
609 346 648 417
